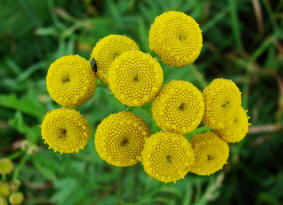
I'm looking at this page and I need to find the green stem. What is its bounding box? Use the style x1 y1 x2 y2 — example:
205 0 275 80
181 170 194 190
186 126 213 140
131 165 139 202
191 65 207 90
2 174 6 181
7 150 25 160
12 154 30 181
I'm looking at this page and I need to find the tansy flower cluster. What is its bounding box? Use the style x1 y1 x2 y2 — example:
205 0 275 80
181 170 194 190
0 159 24 205
41 11 250 183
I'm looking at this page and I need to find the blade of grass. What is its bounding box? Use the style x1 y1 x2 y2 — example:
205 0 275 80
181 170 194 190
229 0 243 51
202 8 229 33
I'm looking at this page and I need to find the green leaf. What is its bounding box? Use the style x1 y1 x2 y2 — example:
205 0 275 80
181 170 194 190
0 92 45 118
8 111 41 143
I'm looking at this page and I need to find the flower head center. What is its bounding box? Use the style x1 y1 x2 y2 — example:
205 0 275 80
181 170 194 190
61 75 70 84
133 74 139 82
178 34 186 41
178 103 186 111
58 128 67 139
121 138 129 147
166 155 173 163
207 154 213 161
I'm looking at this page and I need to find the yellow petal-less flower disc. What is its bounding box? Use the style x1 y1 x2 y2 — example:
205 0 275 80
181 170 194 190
9 192 24 205
141 132 195 183
90 34 139 83
152 80 204 134
190 132 229 176
149 11 203 67
0 197 7 205
41 108 91 154
215 107 250 143
0 158 13 175
46 55 96 107
108 50 164 106
203 78 241 129
0 182 10 197
95 111 150 167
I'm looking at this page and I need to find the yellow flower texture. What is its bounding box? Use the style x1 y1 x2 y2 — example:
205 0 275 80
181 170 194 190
203 78 242 129
152 80 204 134
108 50 164 106
215 107 250 143
41 10 249 184
46 55 96 107
95 111 151 167
90 34 139 83
141 132 195 183
149 11 203 67
190 132 229 176
41 108 91 154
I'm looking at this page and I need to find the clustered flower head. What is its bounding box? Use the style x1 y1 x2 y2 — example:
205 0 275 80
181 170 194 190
190 132 229 176
95 111 150 167
41 108 91 154
46 55 96 107
152 80 204 134
149 11 203 67
141 132 195 183
41 11 250 183
90 35 139 83
0 158 24 205
108 50 163 106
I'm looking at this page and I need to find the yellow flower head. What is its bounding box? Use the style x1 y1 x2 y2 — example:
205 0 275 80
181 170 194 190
108 50 164 106
215 107 250 143
46 55 96 107
149 11 203 67
90 34 139 83
152 80 204 134
41 108 91 154
141 132 195 183
203 78 241 129
95 111 150 167
0 182 10 197
0 158 13 175
0 197 7 205
9 192 24 205
190 132 229 176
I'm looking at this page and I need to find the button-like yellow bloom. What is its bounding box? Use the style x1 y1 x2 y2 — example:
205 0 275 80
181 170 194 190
203 78 241 129
149 11 203 67
108 50 164 106
90 35 139 83
46 55 96 107
152 80 204 134
141 132 195 183
0 182 10 197
41 108 91 154
95 111 150 167
9 192 24 205
215 107 250 143
0 159 13 175
0 197 7 205
190 132 229 176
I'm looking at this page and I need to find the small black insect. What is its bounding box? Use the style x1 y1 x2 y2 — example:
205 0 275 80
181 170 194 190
91 58 97 73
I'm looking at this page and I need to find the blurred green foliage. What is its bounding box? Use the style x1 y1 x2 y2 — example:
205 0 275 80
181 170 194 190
0 0 283 204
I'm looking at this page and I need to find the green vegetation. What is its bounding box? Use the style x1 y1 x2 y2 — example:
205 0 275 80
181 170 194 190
0 0 282 204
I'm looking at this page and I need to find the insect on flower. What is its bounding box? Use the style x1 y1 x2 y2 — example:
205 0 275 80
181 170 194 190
91 58 97 73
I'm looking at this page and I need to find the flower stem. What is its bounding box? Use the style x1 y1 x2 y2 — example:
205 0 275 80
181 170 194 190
7 150 25 160
12 154 29 181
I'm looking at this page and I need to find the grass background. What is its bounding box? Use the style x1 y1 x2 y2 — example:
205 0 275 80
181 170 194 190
0 0 283 204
